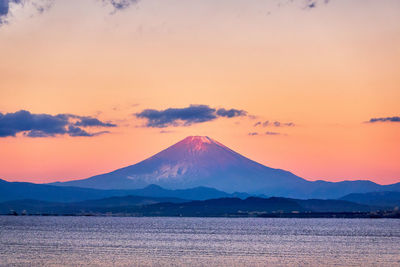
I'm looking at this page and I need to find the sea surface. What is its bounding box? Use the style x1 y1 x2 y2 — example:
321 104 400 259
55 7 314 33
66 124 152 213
0 216 399 266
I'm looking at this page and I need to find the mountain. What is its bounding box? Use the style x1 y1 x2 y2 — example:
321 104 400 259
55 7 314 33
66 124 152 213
53 136 309 195
0 178 120 203
0 178 248 202
52 136 400 199
122 184 252 200
0 196 379 217
340 191 400 208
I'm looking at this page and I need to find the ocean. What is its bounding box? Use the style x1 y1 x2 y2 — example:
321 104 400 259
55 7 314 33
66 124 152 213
0 216 399 266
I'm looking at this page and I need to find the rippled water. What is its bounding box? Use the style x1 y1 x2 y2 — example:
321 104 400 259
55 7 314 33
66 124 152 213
0 216 399 266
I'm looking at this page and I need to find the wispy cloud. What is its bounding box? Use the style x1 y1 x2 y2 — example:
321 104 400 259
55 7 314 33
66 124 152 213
254 120 295 127
265 131 281 136
365 116 400 124
159 130 174 134
0 110 116 137
104 0 139 12
304 0 330 10
1 0 332 26
136 104 247 128
248 131 285 136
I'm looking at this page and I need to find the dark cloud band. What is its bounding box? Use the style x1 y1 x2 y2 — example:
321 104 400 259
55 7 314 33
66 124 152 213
216 108 247 118
136 105 247 128
0 110 116 138
366 117 400 123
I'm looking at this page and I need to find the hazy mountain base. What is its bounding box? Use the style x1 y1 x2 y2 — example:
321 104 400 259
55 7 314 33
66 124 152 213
340 191 400 207
0 179 251 203
2 179 400 213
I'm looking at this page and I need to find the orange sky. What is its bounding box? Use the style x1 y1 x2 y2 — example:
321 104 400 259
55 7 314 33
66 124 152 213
0 0 399 184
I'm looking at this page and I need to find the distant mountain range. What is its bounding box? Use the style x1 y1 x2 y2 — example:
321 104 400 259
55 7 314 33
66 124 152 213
2 179 400 217
340 191 400 208
50 136 400 199
0 178 250 203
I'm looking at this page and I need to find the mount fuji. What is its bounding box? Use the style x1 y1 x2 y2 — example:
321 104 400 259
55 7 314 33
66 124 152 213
53 136 400 199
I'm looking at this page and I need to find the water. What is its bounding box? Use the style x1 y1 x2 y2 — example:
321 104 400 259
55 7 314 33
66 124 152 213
0 216 399 266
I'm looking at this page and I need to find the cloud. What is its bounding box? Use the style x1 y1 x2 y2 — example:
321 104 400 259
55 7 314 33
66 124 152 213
283 122 295 127
305 1 317 9
247 131 285 136
66 126 93 137
273 121 281 127
273 121 294 127
159 130 174 134
0 0 331 26
366 116 400 123
254 120 295 127
74 116 116 127
216 108 247 118
0 0 21 16
0 0 139 26
270 0 330 13
265 131 281 136
0 0 20 24
0 110 116 138
104 0 139 12
0 0 53 25
303 0 330 9
136 104 247 128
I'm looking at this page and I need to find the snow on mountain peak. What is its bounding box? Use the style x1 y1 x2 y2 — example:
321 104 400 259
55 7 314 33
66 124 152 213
180 136 216 152
184 136 213 143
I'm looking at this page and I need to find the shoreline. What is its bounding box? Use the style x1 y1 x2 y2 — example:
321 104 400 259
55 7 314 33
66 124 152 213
2 211 399 219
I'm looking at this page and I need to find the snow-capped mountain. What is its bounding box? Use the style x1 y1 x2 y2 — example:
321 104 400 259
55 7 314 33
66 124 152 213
53 136 400 198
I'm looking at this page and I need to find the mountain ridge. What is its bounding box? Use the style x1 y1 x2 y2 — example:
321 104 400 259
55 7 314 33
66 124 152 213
340 191 400 208
0 178 250 202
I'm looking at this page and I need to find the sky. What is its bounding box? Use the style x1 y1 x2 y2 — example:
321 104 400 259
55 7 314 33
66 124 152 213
0 0 399 184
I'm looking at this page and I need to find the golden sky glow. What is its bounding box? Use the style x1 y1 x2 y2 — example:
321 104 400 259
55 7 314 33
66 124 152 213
0 0 399 184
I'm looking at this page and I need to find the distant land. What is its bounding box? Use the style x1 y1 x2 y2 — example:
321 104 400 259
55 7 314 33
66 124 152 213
1 195 399 218
51 136 400 199
1 178 400 218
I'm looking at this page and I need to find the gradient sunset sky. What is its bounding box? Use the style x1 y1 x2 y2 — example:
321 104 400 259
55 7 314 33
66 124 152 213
0 0 399 184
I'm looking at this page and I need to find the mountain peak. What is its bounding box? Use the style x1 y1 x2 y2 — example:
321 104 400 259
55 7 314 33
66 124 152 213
177 136 218 152
183 136 213 143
